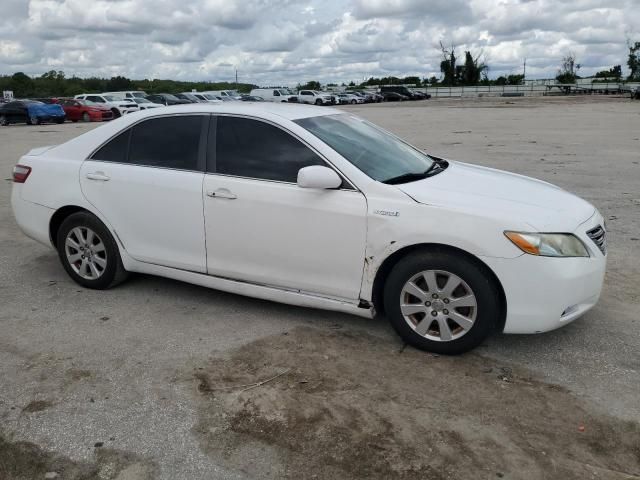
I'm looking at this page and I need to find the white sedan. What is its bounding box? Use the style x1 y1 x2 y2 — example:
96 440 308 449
11 103 606 354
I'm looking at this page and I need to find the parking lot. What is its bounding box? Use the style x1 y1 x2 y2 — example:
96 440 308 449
1 96 639 479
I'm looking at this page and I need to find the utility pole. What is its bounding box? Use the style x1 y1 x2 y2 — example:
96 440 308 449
235 69 238 90
523 58 527 84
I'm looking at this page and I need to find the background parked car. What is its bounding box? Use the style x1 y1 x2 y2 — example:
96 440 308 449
173 93 200 103
240 95 265 102
249 88 298 103
74 94 138 117
297 90 334 105
380 85 425 100
132 97 164 110
103 91 148 100
0 100 65 125
59 98 114 122
203 90 242 100
381 91 409 102
145 93 191 106
336 93 364 104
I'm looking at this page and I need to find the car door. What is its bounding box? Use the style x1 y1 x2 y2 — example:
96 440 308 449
62 100 79 120
203 115 368 300
80 114 208 272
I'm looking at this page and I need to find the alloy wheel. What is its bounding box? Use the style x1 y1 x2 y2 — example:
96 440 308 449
399 270 477 342
65 226 107 280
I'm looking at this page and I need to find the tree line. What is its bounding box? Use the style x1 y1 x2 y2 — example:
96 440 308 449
0 71 258 99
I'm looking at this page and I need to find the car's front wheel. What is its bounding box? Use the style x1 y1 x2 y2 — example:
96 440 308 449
82 112 91 122
383 250 499 355
0 115 8 126
56 212 128 289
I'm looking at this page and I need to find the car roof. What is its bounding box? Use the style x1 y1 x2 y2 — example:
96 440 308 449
124 102 343 121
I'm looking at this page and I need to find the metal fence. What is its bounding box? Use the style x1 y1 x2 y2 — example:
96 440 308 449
362 83 639 98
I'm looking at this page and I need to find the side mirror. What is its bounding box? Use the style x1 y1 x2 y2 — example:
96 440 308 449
297 166 342 189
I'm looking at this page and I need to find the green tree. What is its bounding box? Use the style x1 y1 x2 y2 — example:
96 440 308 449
439 42 457 86
298 80 321 90
556 54 580 83
9 72 35 97
594 65 622 81
627 42 640 81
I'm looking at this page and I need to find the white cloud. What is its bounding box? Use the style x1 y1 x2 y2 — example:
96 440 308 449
0 0 638 85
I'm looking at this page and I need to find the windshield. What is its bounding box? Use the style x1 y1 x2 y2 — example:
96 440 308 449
277 89 290 95
203 94 216 100
295 114 435 183
103 95 116 101
135 98 150 103
132 92 146 98
164 94 180 101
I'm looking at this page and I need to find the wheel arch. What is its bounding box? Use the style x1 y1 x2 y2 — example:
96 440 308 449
49 205 92 248
370 243 507 332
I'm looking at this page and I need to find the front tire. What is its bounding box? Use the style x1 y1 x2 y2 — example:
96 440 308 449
111 108 121 118
0 115 8 126
56 212 128 289
82 112 91 122
383 250 499 355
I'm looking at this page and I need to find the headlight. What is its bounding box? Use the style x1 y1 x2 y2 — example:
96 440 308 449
504 232 589 257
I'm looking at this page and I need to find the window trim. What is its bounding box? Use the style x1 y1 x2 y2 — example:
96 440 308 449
206 113 358 191
87 113 210 173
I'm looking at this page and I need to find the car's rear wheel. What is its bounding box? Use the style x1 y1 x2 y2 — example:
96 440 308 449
56 212 128 289
28 115 40 125
351 99 357 104
383 250 499 355
0 115 8 126
315 99 322 105
111 108 121 118
82 112 91 122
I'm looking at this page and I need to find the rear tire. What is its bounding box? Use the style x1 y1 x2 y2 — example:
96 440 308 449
56 212 129 290
315 99 322 105
82 112 91 122
0 115 8 126
111 108 121 118
383 249 499 355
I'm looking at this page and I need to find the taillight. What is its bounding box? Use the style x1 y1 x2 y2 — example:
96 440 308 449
12 165 31 183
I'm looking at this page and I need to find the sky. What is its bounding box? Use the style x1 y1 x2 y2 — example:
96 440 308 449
1 0 639 86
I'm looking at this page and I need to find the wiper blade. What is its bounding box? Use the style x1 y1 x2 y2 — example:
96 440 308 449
382 160 448 185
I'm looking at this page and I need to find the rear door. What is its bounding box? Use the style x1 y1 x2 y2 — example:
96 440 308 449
80 114 208 272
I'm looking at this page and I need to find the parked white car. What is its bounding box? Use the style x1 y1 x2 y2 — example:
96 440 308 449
186 92 222 104
249 88 298 103
74 94 138 117
203 90 241 101
103 91 148 100
131 97 164 110
337 93 365 104
297 90 334 105
10 104 606 354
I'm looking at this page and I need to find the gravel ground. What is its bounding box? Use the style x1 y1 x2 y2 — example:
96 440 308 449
0 96 638 479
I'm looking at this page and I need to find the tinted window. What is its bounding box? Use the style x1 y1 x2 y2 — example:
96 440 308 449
91 130 130 163
129 116 201 170
214 116 324 182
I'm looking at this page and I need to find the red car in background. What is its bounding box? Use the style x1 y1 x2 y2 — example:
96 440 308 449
58 98 114 122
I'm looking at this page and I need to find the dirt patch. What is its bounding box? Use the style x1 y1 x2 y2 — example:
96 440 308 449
190 326 640 480
22 400 53 413
0 433 156 480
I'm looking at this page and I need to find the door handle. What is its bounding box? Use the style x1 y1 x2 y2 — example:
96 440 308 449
86 172 110 181
207 188 237 200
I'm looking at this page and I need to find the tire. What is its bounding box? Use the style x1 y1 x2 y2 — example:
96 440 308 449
0 115 8 126
351 99 357 104
56 118 65 124
71 119 78 123
56 212 129 290
383 249 499 355
28 116 40 125
82 112 91 122
315 99 322 105
111 108 121 118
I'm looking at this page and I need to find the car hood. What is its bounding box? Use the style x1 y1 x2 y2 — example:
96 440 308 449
395 161 595 231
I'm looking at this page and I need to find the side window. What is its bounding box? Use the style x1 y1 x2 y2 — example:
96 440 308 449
128 116 202 170
213 116 324 183
91 130 130 163
273 90 280 96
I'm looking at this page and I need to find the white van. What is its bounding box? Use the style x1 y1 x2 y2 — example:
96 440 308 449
250 88 298 103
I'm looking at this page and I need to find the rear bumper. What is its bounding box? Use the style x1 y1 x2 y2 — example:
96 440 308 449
482 213 607 334
11 186 55 248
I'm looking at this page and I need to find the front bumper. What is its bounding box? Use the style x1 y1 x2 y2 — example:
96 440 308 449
481 212 607 334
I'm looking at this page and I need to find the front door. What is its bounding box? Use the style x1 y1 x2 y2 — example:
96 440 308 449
80 114 208 272
203 115 367 300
